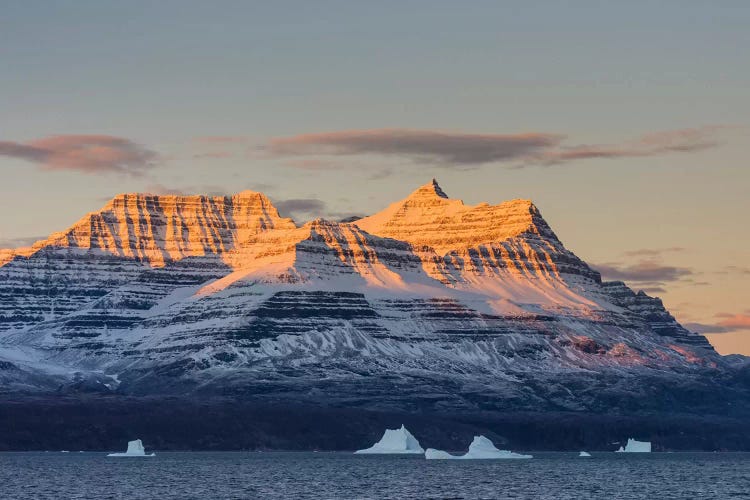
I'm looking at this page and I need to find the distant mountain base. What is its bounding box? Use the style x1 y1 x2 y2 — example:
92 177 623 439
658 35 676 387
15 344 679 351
0 396 748 452
1 182 748 452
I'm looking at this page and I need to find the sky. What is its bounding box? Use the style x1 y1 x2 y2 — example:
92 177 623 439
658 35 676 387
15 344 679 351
1 1 748 353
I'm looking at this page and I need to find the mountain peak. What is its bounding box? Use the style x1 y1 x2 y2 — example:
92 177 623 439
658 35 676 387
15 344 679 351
356 183 560 255
409 179 449 200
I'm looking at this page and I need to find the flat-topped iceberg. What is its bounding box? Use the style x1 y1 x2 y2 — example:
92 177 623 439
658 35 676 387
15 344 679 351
107 439 155 457
579 451 592 457
355 425 424 454
425 435 532 460
615 438 651 453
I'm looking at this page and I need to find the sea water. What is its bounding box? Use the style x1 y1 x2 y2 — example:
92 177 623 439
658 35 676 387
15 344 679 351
0 451 747 499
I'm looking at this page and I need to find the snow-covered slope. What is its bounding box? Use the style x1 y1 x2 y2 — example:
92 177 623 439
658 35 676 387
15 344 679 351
0 181 729 413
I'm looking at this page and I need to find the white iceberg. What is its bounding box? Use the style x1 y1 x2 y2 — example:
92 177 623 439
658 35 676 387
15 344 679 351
424 448 455 459
355 425 424 454
425 435 532 460
107 439 155 457
579 451 592 457
615 438 651 453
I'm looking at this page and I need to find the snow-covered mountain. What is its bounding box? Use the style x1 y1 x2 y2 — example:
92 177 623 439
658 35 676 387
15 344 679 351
0 180 738 415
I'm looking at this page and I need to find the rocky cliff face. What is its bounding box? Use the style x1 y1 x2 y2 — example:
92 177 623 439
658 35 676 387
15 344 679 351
0 191 294 334
26 190 294 265
0 180 733 415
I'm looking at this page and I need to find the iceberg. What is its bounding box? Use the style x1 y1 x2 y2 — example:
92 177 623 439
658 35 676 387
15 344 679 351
107 439 155 457
425 435 532 460
424 448 455 460
579 451 592 457
615 438 651 453
355 425 424 454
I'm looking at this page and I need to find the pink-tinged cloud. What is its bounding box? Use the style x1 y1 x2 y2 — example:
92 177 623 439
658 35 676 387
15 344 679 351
537 126 727 165
267 129 564 165
265 126 729 167
716 314 750 330
0 135 157 175
686 313 750 334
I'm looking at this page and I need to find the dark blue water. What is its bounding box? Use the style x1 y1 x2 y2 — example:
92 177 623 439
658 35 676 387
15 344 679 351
0 451 747 499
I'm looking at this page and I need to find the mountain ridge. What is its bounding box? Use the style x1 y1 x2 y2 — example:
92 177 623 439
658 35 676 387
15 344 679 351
0 179 734 421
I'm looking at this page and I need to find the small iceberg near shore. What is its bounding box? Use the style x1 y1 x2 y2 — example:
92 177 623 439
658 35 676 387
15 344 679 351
615 438 651 453
425 435 532 460
355 425 424 454
107 439 155 457
579 451 592 457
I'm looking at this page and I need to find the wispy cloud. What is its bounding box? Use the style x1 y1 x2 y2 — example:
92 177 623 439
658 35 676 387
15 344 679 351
0 135 158 175
274 198 327 222
685 323 728 334
686 313 750 334
622 247 685 258
262 125 730 168
537 127 726 165
592 245 701 294
272 197 362 223
592 260 693 283
266 129 563 165
715 265 750 276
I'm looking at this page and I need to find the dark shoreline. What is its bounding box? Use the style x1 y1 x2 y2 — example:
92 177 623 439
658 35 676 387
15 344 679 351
1 395 748 452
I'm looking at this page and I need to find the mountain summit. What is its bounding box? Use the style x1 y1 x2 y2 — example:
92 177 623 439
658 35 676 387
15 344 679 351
411 178 450 199
0 181 740 437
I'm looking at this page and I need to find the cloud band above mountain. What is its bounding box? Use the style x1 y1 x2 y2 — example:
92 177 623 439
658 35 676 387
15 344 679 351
0 135 157 175
262 126 729 167
267 129 564 165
